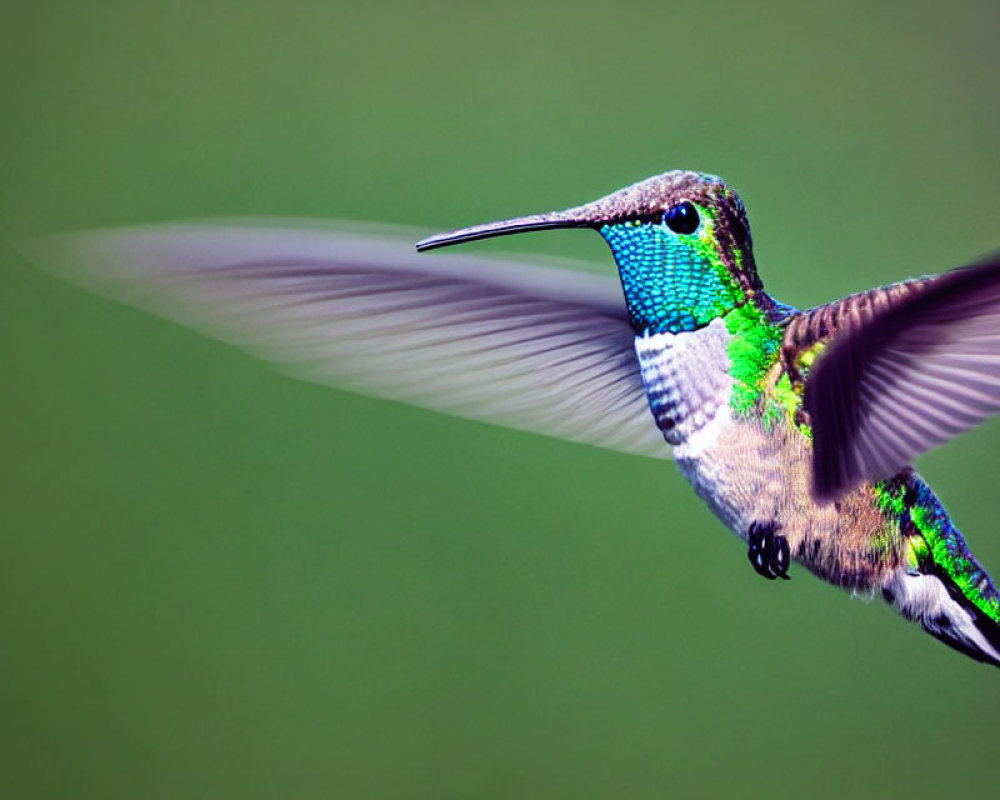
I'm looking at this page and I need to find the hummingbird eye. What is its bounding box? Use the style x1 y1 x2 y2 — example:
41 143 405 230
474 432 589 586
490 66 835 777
663 201 700 235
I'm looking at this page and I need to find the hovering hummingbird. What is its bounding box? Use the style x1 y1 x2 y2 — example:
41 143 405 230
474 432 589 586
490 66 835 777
26 170 1000 668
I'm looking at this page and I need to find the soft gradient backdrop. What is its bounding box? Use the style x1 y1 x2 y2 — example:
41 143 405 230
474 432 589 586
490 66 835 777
2 2 999 797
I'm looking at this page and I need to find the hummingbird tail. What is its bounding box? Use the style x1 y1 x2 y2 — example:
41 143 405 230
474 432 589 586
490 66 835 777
882 562 1000 669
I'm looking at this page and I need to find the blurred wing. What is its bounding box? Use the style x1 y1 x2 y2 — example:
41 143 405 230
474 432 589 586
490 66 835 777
23 220 667 459
804 255 1000 500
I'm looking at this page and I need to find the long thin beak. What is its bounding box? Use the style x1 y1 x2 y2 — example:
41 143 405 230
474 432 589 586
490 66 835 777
416 206 594 252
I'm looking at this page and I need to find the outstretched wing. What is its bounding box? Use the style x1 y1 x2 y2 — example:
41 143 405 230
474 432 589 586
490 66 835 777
22 220 666 459
792 255 1000 501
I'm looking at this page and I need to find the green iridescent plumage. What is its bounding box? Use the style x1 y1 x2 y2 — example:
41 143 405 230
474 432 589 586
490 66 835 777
723 303 781 417
603 201 805 434
726 308 813 434
600 205 743 335
875 479 1000 626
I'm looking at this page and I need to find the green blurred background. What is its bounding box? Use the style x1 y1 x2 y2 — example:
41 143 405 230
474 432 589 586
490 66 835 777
2 1 999 797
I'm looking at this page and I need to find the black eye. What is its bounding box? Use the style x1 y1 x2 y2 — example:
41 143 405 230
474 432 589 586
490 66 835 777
664 201 700 235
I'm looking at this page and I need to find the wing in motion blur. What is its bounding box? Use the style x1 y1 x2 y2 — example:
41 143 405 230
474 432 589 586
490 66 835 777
22 220 667 459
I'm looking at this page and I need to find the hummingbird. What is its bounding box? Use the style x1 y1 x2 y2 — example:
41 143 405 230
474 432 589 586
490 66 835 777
25 170 1000 668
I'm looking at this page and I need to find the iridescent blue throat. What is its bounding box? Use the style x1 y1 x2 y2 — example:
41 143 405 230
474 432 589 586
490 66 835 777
600 221 741 335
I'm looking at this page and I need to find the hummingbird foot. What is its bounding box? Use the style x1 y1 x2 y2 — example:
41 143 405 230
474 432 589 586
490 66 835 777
746 521 791 581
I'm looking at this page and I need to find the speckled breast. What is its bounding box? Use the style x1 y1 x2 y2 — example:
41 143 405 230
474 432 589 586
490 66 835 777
634 316 734 449
634 317 753 533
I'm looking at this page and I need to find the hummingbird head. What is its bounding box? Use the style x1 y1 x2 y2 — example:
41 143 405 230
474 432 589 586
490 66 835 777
417 171 762 335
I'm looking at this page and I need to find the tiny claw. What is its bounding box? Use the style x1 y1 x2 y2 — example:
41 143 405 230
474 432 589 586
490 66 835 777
771 535 791 580
746 520 791 581
748 546 776 579
747 522 776 579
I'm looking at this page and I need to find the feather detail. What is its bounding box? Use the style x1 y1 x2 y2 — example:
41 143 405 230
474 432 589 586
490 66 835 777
800 255 1000 501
